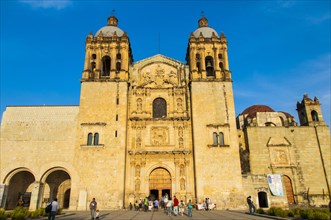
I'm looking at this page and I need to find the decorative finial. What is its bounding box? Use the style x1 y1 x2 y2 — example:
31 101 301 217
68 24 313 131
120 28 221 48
201 10 205 17
112 9 116 16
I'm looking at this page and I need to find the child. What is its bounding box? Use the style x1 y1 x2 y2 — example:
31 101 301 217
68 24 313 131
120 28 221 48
179 200 185 216
95 209 100 220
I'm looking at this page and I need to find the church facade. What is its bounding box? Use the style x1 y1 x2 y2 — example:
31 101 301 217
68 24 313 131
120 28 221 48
0 16 330 211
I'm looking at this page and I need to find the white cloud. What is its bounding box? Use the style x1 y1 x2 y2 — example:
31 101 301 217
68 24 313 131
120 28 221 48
306 13 331 24
20 0 72 10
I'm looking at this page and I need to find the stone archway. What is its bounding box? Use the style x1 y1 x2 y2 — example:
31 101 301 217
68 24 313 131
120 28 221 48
42 169 71 209
149 168 171 200
5 170 35 210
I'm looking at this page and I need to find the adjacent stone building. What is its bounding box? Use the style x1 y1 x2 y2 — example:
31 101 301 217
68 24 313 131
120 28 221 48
0 15 330 211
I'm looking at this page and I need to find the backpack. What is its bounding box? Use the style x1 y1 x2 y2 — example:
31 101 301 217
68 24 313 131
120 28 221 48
45 202 52 213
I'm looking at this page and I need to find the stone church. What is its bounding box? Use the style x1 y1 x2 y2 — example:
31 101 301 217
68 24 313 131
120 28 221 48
0 15 330 211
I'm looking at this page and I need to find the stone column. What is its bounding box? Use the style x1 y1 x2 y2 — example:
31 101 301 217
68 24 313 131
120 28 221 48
29 181 41 211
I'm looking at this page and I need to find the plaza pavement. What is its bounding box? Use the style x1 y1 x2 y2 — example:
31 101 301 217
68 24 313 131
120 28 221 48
38 210 289 220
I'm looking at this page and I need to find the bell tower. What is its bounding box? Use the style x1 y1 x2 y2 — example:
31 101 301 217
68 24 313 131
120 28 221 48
185 16 231 81
82 15 133 81
74 15 132 209
296 94 326 126
187 16 243 208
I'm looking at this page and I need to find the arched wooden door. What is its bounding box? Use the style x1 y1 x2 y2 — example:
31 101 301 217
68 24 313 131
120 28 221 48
149 168 172 200
283 175 295 204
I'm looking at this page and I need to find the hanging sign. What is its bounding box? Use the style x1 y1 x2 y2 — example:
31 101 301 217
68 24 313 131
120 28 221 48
267 174 284 196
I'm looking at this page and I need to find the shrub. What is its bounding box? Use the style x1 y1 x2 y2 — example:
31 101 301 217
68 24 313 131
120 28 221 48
268 207 287 217
11 207 28 220
311 211 329 220
0 209 4 216
300 209 315 220
0 215 7 220
256 208 265 214
287 210 294 217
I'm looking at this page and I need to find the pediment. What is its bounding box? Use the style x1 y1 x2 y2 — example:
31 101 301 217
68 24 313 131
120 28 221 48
267 137 291 147
131 54 185 88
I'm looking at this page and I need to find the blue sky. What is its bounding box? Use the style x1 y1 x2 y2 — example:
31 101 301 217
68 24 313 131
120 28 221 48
1 0 330 126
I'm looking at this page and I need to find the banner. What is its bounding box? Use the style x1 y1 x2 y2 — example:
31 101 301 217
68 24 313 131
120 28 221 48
267 174 284 196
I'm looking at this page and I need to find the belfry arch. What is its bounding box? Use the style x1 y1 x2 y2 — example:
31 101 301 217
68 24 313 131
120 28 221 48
149 168 172 200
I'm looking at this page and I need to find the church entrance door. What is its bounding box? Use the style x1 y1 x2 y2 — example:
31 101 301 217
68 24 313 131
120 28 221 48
149 168 171 200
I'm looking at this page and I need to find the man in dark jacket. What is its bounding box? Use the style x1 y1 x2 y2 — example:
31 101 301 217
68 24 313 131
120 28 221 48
247 196 256 215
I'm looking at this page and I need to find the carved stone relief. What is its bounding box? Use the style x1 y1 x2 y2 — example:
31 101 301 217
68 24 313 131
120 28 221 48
271 149 289 165
151 127 169 145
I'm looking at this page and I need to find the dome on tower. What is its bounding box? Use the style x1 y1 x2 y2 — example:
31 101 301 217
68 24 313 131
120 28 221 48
95 15 124 37
192 16 219 38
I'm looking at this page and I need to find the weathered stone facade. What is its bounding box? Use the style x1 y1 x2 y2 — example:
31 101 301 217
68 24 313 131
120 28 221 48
0 15 330 211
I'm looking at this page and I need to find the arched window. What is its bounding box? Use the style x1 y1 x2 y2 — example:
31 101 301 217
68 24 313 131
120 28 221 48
196 62 201 72
311 110 319 121
153 98 167 118
116 53 121 59
87 133 93 145
90 62 96 71
93 133 99 145
102 56 111 76
219 132 224 145
213 132 218 145
91 54 97 59
218 53 223 59
116 62 121 72
205 56 214 77
219 62 224 70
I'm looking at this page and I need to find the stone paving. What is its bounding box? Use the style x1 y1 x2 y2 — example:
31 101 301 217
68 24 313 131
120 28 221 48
38 210 288 220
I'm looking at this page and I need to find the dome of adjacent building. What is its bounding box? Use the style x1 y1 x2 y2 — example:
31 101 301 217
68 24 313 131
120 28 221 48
95 15 124 37
242 105 275 116
192 16 219 38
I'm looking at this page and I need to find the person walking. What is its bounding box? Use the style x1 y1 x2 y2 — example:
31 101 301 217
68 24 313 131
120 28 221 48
187 200 193 217
179 200 185 216
48 198 58 220
89 198 97 220
246 196 256 215
173 196 179 216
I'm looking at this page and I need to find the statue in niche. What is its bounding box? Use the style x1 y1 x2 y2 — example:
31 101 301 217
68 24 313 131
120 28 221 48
137 98 142 111
180 164 185 176
177 98 183 111
180 178 185 190
135 179 140 191
135 165 140 177
178 127 183 137
136 138 142 149
179 138 184 148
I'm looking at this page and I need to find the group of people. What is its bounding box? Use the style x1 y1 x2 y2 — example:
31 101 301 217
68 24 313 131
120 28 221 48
131 194 193 217
46 198 59 220
133 197 156 212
